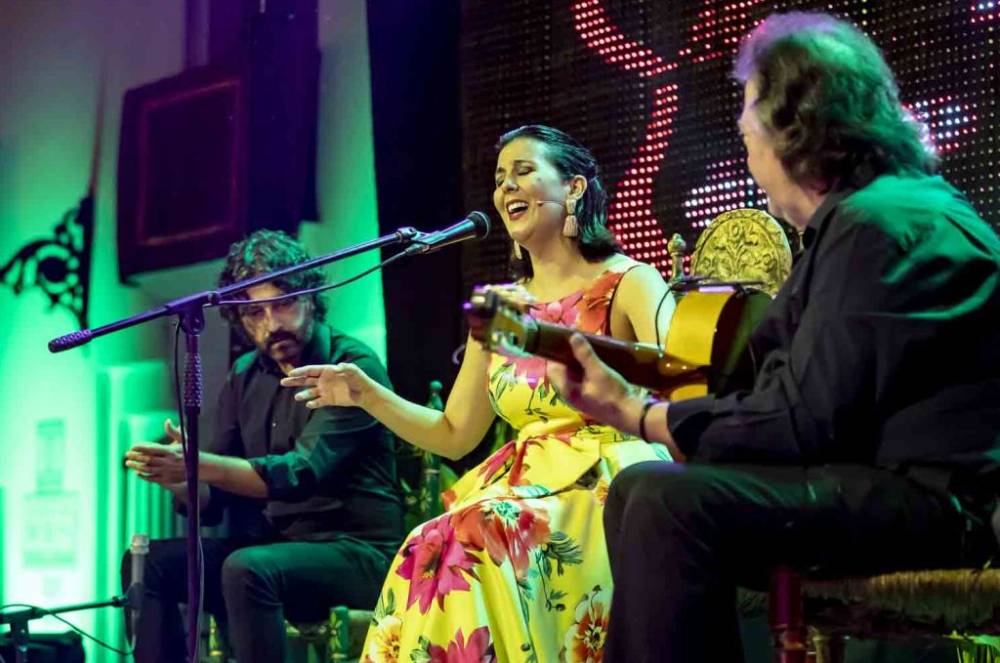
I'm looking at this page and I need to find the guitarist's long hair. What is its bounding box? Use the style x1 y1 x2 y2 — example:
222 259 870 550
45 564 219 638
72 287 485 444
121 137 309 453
496 125 622 280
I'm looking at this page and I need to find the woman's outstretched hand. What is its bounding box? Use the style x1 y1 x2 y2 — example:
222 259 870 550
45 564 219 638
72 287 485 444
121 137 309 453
281 363 374 409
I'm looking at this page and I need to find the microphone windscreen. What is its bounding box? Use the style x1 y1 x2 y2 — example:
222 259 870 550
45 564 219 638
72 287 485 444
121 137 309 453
468 211 491 239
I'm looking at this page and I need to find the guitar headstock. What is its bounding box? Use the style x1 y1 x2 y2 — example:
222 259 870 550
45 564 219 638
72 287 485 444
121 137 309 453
463 285 537 353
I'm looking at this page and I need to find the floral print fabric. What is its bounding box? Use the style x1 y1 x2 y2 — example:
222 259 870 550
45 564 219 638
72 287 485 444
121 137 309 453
362 261 672 663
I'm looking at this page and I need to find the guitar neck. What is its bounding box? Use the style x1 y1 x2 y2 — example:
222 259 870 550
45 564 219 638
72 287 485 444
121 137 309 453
524 320 705 391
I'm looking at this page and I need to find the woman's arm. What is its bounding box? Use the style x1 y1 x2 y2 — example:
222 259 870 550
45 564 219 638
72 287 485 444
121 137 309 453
610 262 675 344
282 333 496 460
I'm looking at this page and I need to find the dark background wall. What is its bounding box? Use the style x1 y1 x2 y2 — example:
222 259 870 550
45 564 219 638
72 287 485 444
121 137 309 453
458 0 999 295
367 0 465 404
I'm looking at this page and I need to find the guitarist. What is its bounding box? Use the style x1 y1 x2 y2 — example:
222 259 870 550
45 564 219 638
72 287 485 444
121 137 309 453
548 12 1000 663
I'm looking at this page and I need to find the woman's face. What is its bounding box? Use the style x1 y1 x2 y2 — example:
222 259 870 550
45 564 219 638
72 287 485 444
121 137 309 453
493 137 572 249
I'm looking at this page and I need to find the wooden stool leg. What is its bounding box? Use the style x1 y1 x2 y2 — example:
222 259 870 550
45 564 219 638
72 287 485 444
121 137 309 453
769 567 810 663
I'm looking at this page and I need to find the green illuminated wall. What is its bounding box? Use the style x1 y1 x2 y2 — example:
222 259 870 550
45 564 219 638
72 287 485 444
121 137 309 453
305 0 387 356
0 1 385 661
0 4 185 661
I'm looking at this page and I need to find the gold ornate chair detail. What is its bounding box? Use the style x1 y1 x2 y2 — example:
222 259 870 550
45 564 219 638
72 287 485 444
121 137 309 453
684 207 793 297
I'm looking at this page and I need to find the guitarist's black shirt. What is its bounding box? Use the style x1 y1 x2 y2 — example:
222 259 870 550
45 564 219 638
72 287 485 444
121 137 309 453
668 173 1000 481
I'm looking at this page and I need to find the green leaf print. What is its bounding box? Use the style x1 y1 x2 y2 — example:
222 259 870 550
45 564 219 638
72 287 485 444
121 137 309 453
512 484 551 499
538 550 552 579
548 589 568 612
545 531 583 576
409 636 432 663
372 588 396 623
527 409 550 423
490 361 516 401
523 386 551 421
515 579 540 662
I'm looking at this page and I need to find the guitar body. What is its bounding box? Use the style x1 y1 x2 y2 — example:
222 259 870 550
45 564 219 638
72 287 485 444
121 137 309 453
664 288 771 400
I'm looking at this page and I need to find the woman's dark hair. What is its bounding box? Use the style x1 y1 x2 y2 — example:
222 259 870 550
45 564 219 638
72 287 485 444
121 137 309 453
495 125 621 278
733 12 938 189
218 229 327 327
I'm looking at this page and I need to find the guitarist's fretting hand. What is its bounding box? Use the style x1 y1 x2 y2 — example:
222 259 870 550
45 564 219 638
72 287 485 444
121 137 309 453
547 333 684 460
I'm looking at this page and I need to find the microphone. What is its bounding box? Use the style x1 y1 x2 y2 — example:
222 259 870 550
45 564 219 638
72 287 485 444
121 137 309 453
405 211 491 256
128 534 149 638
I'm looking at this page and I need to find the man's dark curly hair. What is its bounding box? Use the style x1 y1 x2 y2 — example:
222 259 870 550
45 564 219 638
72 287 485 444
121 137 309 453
218 229 327 326
734 12 938 190
496 125 622 279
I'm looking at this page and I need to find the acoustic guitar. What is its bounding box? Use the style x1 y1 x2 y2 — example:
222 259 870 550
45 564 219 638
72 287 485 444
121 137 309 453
465 284 771 400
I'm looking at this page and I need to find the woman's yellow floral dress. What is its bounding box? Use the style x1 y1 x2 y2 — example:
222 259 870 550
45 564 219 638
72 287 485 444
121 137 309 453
363 262 672 663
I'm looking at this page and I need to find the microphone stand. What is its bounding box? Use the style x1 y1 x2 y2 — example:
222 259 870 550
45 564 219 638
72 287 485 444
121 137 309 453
47 227 423 663
0 595 129 663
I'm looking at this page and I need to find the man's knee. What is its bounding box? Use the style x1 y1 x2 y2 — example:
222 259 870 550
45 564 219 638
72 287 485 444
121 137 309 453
221 547 280 605
607 462 730 531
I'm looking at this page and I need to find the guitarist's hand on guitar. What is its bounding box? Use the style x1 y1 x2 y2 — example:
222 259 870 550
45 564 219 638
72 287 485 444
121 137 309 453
282 363 374 409
547 333 645 434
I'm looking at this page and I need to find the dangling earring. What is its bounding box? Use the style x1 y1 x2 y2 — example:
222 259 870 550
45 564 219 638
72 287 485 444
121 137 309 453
513 242 523 260
562 197 579 238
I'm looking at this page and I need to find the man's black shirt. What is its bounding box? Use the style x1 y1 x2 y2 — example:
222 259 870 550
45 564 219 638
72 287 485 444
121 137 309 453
669 173 1000 477
196 321 403 548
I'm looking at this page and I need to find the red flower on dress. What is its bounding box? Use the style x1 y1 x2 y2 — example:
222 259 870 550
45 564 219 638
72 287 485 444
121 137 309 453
395 516 479 614
507 294 584 389
452 498 551 581
478 438 547 486
428 626 497 663
442 487 458 511
533 295 582 327
509 355 549 389
576 270 623 334
477 441 517 484
561 587 612 663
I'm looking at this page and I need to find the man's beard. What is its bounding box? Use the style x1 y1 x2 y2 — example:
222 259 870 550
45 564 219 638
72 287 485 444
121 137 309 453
261 320 312 364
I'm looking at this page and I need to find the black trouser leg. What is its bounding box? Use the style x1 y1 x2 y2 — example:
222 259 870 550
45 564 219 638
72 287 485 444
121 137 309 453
220 539 391 663
121 538 242 663
601 461 979 663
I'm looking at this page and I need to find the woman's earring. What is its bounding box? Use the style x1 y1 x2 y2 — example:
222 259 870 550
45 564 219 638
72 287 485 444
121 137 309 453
563 197 579 238
513 242 523 259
